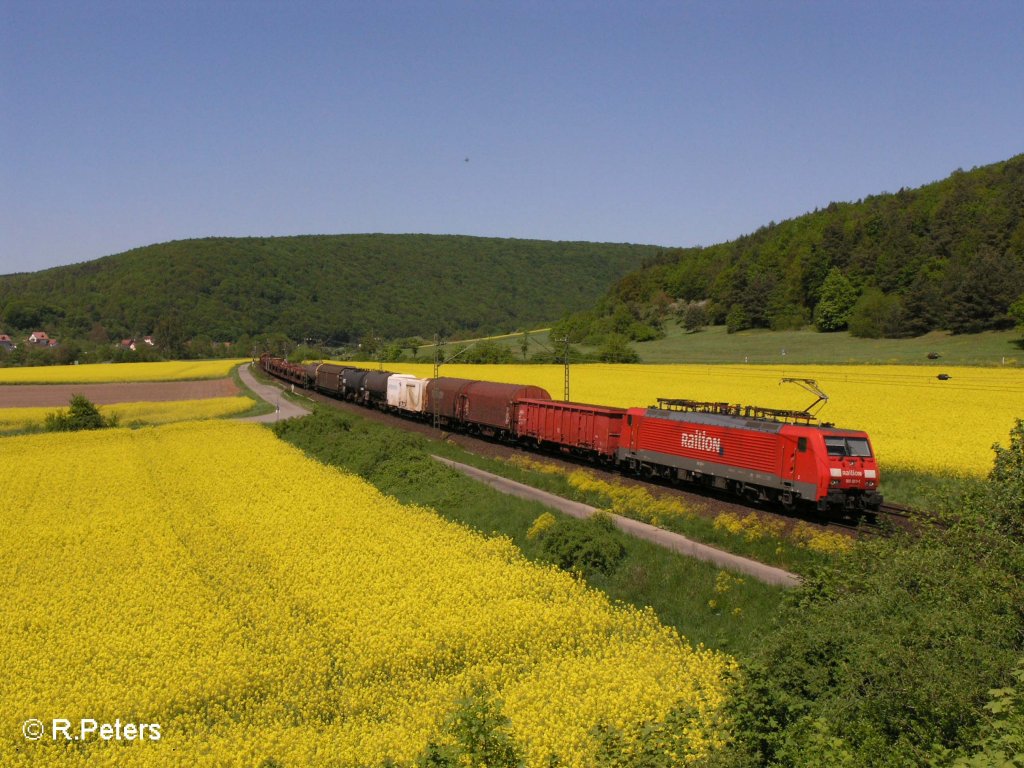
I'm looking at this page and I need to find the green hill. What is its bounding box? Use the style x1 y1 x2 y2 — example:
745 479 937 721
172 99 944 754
553 155 1024 343
0 234 663 344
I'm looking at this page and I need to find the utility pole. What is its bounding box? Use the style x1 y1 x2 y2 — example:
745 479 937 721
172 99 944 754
561 336 570 402
433 334 444 379
432 334 444 430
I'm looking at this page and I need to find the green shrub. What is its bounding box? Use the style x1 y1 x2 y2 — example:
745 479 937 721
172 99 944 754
946 660 1024 767
536 513 627 577
44 394 117 431
415 687 523 768
596 334 640 363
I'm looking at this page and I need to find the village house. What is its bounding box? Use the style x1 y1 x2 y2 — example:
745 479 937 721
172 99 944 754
119 336 155 351
0 333 16 351
28 331 58 347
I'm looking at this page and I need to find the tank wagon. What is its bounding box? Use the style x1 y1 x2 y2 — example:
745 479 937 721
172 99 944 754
361 371 394 407
257 355 881 514
341 368 370 401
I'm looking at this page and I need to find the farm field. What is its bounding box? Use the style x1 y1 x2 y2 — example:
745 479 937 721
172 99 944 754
413 325 1023 366
636 323 1023 366
345 362 1024 476
0 396 254 433
0 359 248 384
0 421 734 767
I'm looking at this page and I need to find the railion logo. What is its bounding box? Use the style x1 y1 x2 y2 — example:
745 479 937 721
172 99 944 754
681 429 722 454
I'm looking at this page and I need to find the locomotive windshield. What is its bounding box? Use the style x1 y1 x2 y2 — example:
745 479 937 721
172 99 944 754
825 436 873 457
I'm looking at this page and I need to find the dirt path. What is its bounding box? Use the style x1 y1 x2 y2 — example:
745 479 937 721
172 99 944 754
235 363 312 423
433 455 801 587
0 378 239 407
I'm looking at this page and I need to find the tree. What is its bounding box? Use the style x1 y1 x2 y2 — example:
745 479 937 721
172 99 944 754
902 273 945 336
153 313 189 358
946 247 1022 333
725 303 749 334
681 302 707 333
813 267 858 331
848 289 905 338
1008 294 1024 336
596 334 639 363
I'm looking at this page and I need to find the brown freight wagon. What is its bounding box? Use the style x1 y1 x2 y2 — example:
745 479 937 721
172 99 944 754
315 363 348 396
425 377 551 435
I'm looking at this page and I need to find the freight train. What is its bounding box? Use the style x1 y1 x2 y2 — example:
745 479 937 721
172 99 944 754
259 354 883 514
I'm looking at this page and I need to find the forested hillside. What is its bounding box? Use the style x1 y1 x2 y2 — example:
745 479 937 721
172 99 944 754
0 235 662 344
554 155 1024 343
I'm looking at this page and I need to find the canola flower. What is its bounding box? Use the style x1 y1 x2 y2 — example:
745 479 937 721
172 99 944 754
0 359 247 385
356 362 1023 476
0 421 735 767
0 397 254 433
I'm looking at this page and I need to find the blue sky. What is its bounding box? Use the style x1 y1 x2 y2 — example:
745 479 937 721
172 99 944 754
2 1 1022 274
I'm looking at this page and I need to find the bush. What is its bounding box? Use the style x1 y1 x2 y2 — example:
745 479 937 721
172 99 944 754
988 418 1024 540
946 660 1024 767
596 334 640 363
415 687 522 768
44 395 117 431
536 513 627 577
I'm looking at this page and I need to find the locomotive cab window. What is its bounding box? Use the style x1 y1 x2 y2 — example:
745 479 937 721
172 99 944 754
797 437 807 452
847 438 872 457
825 436 874 458
825 437 848 456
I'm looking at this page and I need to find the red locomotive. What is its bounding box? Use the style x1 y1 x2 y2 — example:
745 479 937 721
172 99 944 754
617 400 880 512
258 355 882 514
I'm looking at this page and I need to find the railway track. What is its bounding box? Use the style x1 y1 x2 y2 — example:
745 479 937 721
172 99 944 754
841 501 938 538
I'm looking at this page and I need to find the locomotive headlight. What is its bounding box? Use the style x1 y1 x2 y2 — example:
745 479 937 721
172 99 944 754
829 479 840 487
866 481 875 488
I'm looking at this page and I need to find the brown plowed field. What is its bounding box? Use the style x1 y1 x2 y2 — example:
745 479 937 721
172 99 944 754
0 378 240 407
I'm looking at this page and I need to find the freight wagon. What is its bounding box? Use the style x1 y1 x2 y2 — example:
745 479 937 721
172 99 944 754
361 371 394 407
515 398 625 463
425 378 552 436
387 374 428 414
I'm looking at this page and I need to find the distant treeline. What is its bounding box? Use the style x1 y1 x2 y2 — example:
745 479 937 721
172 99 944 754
0 234 660 352
553 154 1024 344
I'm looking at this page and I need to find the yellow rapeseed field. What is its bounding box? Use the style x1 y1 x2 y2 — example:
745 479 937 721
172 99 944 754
0 359 247 384
0 422 735 767
352 362 1023 475
0 397 254 433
